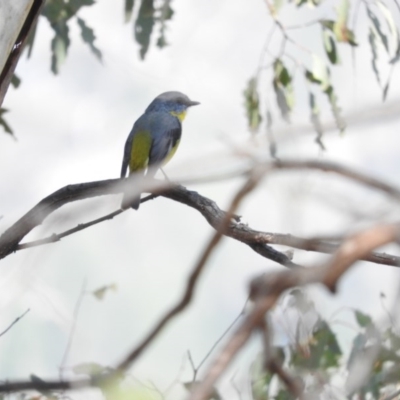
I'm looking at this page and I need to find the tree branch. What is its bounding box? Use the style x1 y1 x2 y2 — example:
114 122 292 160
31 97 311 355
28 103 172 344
2 158 400 269
0 0 45 107
116 169 264 371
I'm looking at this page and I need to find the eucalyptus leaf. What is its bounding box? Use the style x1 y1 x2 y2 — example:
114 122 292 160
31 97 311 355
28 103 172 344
77 17 102 61
376 0 399 56
368 27 381 86
273 59 294 122
125 0 135 22
244 77 262 132
0 108 13 136
135 0 155 59
322 28 339 64
366 7 389 53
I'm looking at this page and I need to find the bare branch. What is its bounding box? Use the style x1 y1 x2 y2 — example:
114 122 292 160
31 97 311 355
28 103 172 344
17 210 123 251
2 158 400 269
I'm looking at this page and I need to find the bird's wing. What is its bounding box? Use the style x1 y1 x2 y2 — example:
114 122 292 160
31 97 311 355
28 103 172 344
120 131 133 178
148 125 181 168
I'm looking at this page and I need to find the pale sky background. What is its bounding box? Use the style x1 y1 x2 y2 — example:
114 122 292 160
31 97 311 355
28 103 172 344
1 0 400 399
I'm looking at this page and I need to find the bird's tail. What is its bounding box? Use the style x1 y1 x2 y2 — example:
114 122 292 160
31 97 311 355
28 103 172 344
121 193 141 210
121 173 143 210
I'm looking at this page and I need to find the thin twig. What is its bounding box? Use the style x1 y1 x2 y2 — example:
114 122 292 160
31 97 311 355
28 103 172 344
17 210 123 251
59 279 88 380
0 309 30 338
189 298 249 381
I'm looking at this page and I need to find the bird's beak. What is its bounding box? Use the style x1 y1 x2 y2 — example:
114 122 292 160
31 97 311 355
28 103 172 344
188 100 200 107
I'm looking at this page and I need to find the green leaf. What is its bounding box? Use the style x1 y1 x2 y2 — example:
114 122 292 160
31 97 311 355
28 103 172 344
243 77 262 132
250 352 282 400
76 17 102 61
376 0 399 56
135 0 155 59
50 21 70 74
322 28 339 64
125 0 135 22
309 92 325 150
156 0 174 48
0 108 14 136
354 310 373 327
291 320 342 370
325 85 345 132
68 0 96 15
273 59 294 122
42 0 68 22
11 74 21 88
275 389 295 400
305 56 345 132
333 0 358 46
366 7 389 53
368 27 381 87
320 19 334 31
310 54 330 90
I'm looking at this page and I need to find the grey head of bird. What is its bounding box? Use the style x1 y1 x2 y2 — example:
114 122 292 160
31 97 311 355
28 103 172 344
145 91 200 115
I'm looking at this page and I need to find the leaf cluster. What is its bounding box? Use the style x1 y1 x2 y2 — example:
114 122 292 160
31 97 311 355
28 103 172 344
244 0 400 152
250 289 400 400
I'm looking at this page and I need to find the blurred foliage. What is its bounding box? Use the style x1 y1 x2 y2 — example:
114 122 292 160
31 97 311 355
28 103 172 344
20 364 158 400
250 289 400 400
2 0 400 137
30 0 174 71
0 109 13 137
244 0 400 152
92 282 118 300
244 77 262 132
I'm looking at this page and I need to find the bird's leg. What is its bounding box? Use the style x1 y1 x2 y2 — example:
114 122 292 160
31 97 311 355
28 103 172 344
160 168 171 182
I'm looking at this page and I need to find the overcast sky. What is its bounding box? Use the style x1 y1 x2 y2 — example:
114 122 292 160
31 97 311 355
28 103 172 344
1 0 400 398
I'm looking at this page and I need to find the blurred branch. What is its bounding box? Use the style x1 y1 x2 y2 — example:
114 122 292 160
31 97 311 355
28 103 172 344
189 223 400 400
116 168 264 371
259 319 304 399
1 159 400 269
0 225 398 395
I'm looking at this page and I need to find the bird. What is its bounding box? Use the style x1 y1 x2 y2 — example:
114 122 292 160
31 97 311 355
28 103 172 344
120 91 200 210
